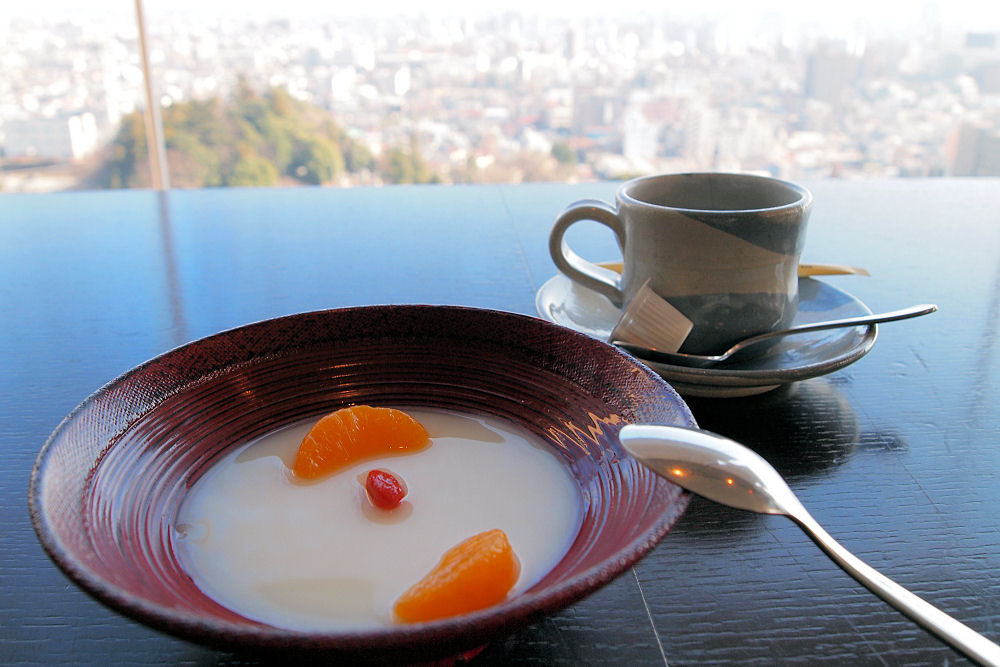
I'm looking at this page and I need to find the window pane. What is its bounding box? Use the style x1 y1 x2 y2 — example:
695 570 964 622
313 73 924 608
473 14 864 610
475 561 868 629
3 2 999 192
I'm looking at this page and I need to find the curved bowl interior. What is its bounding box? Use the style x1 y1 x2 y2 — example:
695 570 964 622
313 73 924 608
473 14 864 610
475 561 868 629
29 305 693 661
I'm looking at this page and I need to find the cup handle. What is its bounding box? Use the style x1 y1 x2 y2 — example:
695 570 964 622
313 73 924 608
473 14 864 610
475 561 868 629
548 199 626 306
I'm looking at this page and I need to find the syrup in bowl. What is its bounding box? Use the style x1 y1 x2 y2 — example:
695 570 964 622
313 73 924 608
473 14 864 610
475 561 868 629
174 408 582 632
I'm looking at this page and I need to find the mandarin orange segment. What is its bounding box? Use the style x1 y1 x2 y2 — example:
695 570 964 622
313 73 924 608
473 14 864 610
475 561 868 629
393 529 521 624
293 405 430 479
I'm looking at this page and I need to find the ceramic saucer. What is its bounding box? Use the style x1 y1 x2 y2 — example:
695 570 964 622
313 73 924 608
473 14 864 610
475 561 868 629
536 273 877 397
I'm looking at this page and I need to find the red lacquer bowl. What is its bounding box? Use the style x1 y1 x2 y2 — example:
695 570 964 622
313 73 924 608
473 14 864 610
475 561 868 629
29 306 693 662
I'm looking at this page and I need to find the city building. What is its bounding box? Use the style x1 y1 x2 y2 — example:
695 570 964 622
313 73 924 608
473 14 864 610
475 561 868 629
3 113 99 161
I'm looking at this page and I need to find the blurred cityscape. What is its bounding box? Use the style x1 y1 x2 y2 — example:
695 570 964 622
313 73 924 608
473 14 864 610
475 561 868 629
2 5 1000 191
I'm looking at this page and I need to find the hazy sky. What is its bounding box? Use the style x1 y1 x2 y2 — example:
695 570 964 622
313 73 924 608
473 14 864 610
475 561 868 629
14 0 1000 32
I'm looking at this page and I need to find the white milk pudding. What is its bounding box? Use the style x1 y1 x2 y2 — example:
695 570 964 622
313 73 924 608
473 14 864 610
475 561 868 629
175 408 581 631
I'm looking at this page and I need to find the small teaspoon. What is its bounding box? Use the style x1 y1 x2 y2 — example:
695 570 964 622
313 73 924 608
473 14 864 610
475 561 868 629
613 303 937 368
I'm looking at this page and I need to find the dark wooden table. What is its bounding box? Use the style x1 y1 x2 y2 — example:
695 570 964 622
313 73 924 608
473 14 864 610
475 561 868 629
2 179 998 664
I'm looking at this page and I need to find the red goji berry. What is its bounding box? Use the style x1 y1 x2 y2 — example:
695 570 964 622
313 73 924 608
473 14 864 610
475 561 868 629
365 469 407 510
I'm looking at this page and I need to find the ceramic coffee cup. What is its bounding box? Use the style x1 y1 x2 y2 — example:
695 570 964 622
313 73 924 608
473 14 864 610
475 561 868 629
549 172 812 355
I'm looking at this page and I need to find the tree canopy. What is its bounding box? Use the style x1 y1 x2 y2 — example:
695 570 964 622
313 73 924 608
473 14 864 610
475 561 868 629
101 82 377 188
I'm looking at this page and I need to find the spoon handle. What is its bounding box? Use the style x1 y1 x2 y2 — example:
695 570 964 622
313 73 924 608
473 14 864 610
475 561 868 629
728 304 939 356
789 509 1000 666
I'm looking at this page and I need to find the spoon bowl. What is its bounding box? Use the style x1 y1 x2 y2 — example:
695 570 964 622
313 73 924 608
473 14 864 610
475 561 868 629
619 424 1000 665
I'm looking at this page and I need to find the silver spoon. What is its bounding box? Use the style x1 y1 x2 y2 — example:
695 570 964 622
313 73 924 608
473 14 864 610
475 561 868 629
619 424 1000 666
613 303 937 368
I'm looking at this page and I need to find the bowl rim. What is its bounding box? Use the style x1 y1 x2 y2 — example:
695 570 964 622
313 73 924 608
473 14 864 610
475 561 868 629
28 304 694 656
